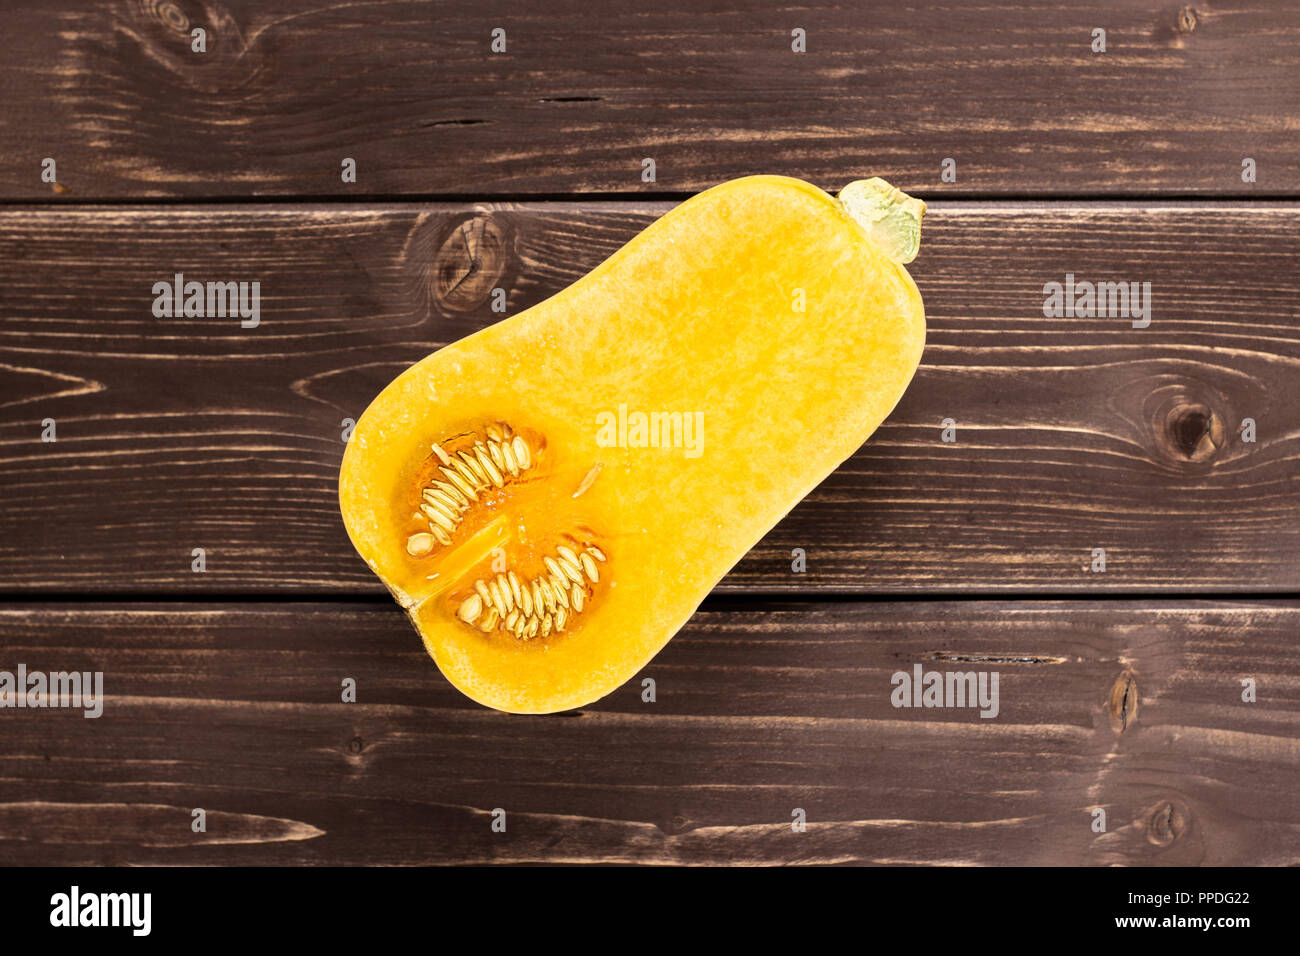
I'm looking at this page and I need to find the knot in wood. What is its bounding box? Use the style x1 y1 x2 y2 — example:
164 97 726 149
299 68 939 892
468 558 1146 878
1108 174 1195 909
1108 668 1139 733
150 0 191 34
1145 799 1188 847
1176 6 1199 35
432 214 511 313
129 0 252 91
1164 401 1224 462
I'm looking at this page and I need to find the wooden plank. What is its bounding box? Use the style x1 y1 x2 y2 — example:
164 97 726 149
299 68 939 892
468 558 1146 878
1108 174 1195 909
1 200 1297 593
1 1 1298 198
3 202 1298 593
0 599 1294 865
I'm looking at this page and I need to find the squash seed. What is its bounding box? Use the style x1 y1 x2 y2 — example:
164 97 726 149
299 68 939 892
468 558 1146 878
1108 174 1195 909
495 574 514 612
452 458 480 488
557 546 582 569
519 580 534 616
505 610 520 631
433 500 463 526
572 463 602 499
431 525 453 546
571 586 585 613
526 617 539 640
508 571 523 608
480 608 499 632
512 436 530 469
440 467 478 502
425 488 463 513
457 593 483 624
580 552 599 583
488 578 508 615
586 545 606 563
420 503 457 533
488 440 506 471
421 496 458 523
477 446 505 487
474 579 492 607
432 443 452 466
541 614 552 638
457 452 486 485
501 441 520 477
560 559 585 587
487 425 504 443
550 577 570 609
406 532 434 556
554 607 567 631
532 581 547 617
433 480 469 506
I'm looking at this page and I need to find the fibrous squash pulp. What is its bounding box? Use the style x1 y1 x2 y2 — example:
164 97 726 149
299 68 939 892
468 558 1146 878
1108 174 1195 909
339 175 926 713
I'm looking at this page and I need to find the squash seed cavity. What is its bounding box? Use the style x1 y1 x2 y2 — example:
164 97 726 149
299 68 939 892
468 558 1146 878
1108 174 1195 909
405 426 535 558
457 542 607 641
408 426 607 642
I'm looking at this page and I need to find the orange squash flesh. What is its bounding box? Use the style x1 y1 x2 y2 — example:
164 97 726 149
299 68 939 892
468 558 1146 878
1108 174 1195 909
339 175 926 713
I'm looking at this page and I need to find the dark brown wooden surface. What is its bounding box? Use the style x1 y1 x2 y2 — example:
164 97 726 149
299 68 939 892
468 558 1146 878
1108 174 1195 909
2 1 1298 870
2 202 1298 593
1 599 1294 865
2 1 1299 199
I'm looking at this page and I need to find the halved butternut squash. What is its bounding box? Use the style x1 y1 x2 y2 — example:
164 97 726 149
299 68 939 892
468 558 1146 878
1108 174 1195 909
339 175 926 713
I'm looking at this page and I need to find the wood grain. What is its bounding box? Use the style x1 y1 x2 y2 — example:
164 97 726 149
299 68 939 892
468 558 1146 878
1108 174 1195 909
1 0 1298 199
2 0 1294 878
2 201 1298 594
0 599 1294 865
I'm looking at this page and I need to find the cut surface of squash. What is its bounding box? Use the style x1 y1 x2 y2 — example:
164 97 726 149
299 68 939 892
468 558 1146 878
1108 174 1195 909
339 175 926 713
